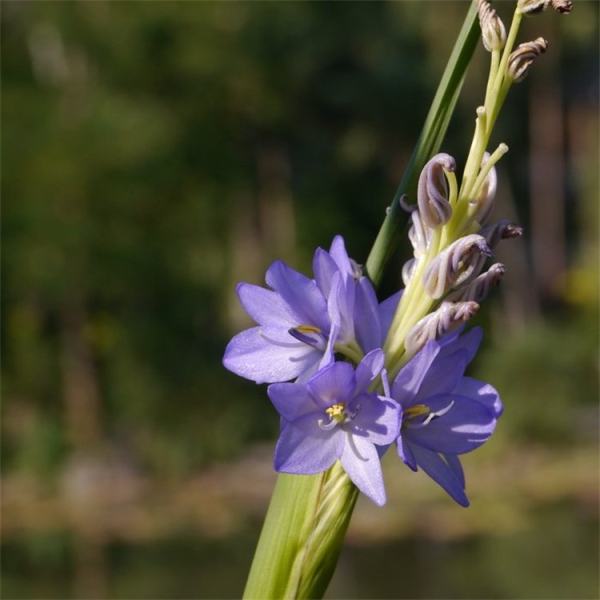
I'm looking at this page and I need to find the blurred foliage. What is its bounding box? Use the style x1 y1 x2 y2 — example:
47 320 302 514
2 0 598 478
2 2 598 598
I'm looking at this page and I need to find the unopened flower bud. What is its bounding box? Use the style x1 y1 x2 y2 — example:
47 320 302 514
417 153 455 228
423 234 492 299
471 152 498 225
481 219 524 248
478 0 506 52
402 258 416 286
408 210 431 258
508 38 549 82
445 263 505 303
405 301 480 355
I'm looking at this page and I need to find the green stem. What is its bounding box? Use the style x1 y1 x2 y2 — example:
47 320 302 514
244 467 358 600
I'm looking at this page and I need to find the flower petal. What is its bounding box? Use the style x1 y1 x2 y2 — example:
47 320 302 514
455 376 503 417
354 349 385 394
391 340 440 403
265 260 329 331
307 361 355 407
410 444 469 507
416 349 470 399
329 235 354 279
348 393 401 445
268 382 320 422
406 394 497 454
327 272 355 345
354 278 382 352
438 326 482 366
341 434 386 506
378 290 403 339
313 247 338 297
397 434 417 470
443 453 465 488
237 283 299 328
274 420 341 474
223 326 321 384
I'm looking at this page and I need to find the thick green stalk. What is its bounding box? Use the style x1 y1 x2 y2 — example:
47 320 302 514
243 4 482 599
365 0 480 286
243 465 357 600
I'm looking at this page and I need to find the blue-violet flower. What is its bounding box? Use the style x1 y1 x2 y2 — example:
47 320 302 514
390 327 502 506
268 349 401 505
223 235 401 384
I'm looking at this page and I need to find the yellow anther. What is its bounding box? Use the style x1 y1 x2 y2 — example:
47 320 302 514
296 324 322 335
404 404 431 420
326 403 346 422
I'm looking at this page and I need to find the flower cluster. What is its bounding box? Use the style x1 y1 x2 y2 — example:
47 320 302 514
224 236 501 506
224 0 570 510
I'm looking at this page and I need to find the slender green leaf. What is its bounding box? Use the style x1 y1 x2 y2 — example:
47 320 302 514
365 0 481 286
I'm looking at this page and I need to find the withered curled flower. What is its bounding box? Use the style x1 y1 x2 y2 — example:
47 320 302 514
445 263 506 304
518 0 573 14
404 301 480 355
423 234 492 299
417 153 455 228
507 37 549 82
480 219 524 248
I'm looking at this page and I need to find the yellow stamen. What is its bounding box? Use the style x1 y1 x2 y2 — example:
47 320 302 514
296 324 322 335
326 403 346 422
404 404 431 420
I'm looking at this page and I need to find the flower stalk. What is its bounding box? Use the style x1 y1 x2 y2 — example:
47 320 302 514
243 466 357 600
229 1 569 598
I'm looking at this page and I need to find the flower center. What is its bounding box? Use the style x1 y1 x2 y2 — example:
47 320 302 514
404 400 455 429
404 404 431 420
318 402 360 431
325 402 346 423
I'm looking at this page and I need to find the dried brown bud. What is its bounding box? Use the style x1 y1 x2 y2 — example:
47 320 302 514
478 0 506 52
518 0 572 15
481 219 524 248
507 37 549 82
551 0 573 13
518 0 550 14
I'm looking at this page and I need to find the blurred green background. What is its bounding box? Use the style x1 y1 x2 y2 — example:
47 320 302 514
2 1 598 598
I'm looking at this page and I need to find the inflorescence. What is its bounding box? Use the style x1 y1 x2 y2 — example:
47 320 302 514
223 0 571 507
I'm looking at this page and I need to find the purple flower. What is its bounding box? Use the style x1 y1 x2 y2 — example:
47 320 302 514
268 349 401 505
390 327 502 506
223 236 401 384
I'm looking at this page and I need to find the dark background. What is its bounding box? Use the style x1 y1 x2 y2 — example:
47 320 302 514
2 1 598 598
